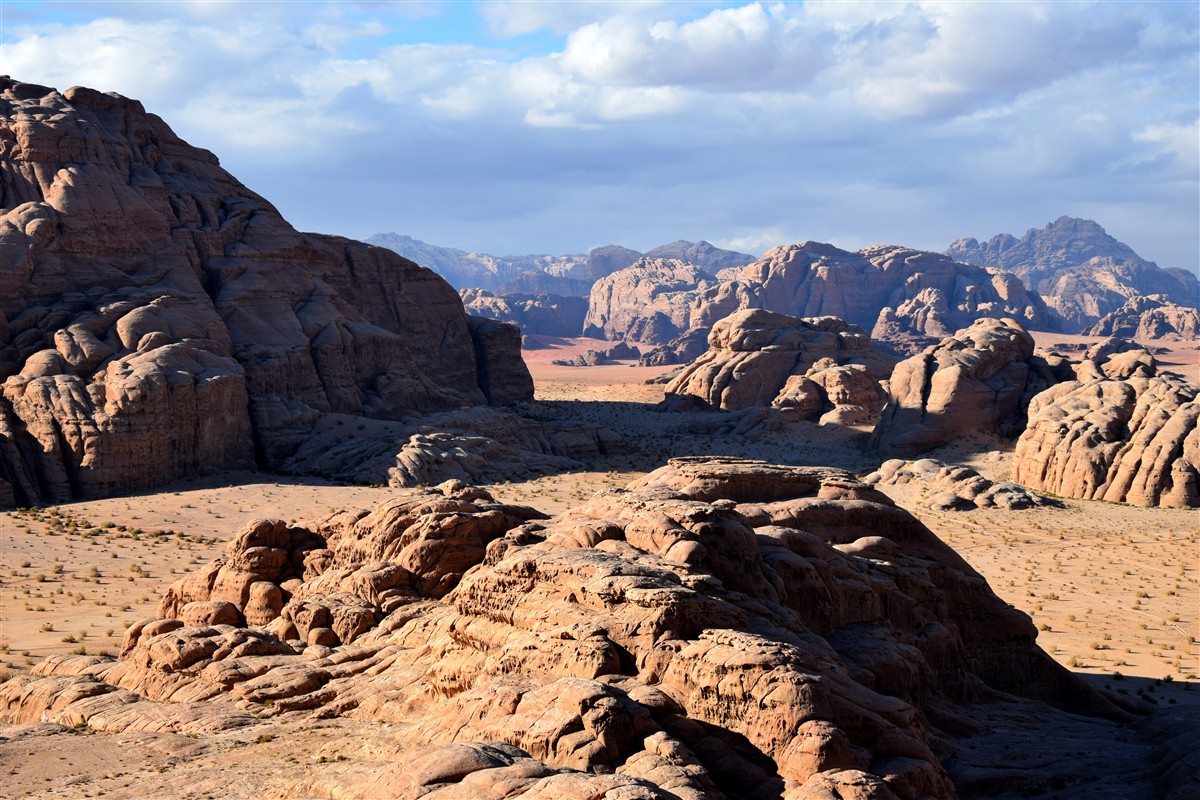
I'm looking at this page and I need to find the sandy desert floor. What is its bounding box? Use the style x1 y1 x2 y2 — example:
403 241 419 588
0 336 1196 798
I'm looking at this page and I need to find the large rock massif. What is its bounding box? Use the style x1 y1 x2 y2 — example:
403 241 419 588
1 458 1151 799
460 289 589 339
0 79 531 505
1013 343 1199 508
871 318 1071 457
584 258 720 342
588 242 1056 358
663 309 893 426
947 216 1200 332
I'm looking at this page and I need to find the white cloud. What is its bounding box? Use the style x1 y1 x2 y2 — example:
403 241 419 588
0 1 1194 270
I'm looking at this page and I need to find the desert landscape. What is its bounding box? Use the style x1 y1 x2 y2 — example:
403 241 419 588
1 4 1199 798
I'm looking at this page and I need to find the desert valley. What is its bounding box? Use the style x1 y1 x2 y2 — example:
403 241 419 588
0 71 1196 800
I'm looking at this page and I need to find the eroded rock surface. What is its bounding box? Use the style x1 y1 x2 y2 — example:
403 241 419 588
1013 344 1199 508
1 457 1137 799
663 310 893 425
584 258 720 342
584 242 1056 357
460 289 588 339
865 458 1060 511
1086 295 1200 341
0 79 531 505
871 318 1071 457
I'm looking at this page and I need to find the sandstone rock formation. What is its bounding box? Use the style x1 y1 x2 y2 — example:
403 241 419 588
637 328 711 367
948 217 1200 332
583 258 719 342
865 458 1059 511
871 318 1072 457
0 79 531 505
0 458 1132 798
460 289 588 339
663 310 893 426
586 242 1057 357
281 406 622 488
642 240 756 273
1013 343 1199 508
551 342 640 367
1087 295 1200 341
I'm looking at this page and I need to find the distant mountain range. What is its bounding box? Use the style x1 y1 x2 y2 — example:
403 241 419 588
364 233 755 296
372 217 1197 344
948 216 1198 331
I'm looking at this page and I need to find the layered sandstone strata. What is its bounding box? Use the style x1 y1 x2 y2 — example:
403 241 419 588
0 79 531 504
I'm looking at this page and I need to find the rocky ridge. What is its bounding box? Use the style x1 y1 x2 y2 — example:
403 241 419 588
586 242 1056 357
0 457 1152 799
947 216 1200 332
0 78 532 505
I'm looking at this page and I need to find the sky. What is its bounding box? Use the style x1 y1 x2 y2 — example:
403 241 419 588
1 1 1197 270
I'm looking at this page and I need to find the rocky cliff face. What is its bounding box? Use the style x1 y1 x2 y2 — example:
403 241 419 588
1013 343 1199 508
870 318 1072 457
663 309 893 425
947 217 1200 332
460 289 588 338
0 458 1133 798
0 79 531 505
585 242 1056 356
583 258 719 341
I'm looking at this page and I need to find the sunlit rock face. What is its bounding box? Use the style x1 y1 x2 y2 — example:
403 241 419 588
1 459 1135 799
0 78 530 504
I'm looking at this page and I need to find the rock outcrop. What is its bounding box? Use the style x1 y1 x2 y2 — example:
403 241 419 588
865 458 1060 511
0 79 532 505
0 458 1131 798
948 217 1200 332
281 406 622 488
551 342 640 367
1087 295 1200 341
637 327 711 367
460 289 588 339
663 309 893 425
585 242 1057 356
1012 343 1199 508
871 318 1071 457
583 259 719 342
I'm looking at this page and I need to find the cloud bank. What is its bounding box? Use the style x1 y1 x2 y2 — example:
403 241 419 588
1 1 1196 269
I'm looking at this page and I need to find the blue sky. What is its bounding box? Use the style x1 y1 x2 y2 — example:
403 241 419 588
1 1 1197 271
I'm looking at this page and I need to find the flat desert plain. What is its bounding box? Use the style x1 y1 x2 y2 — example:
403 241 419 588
1 335 1196 739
